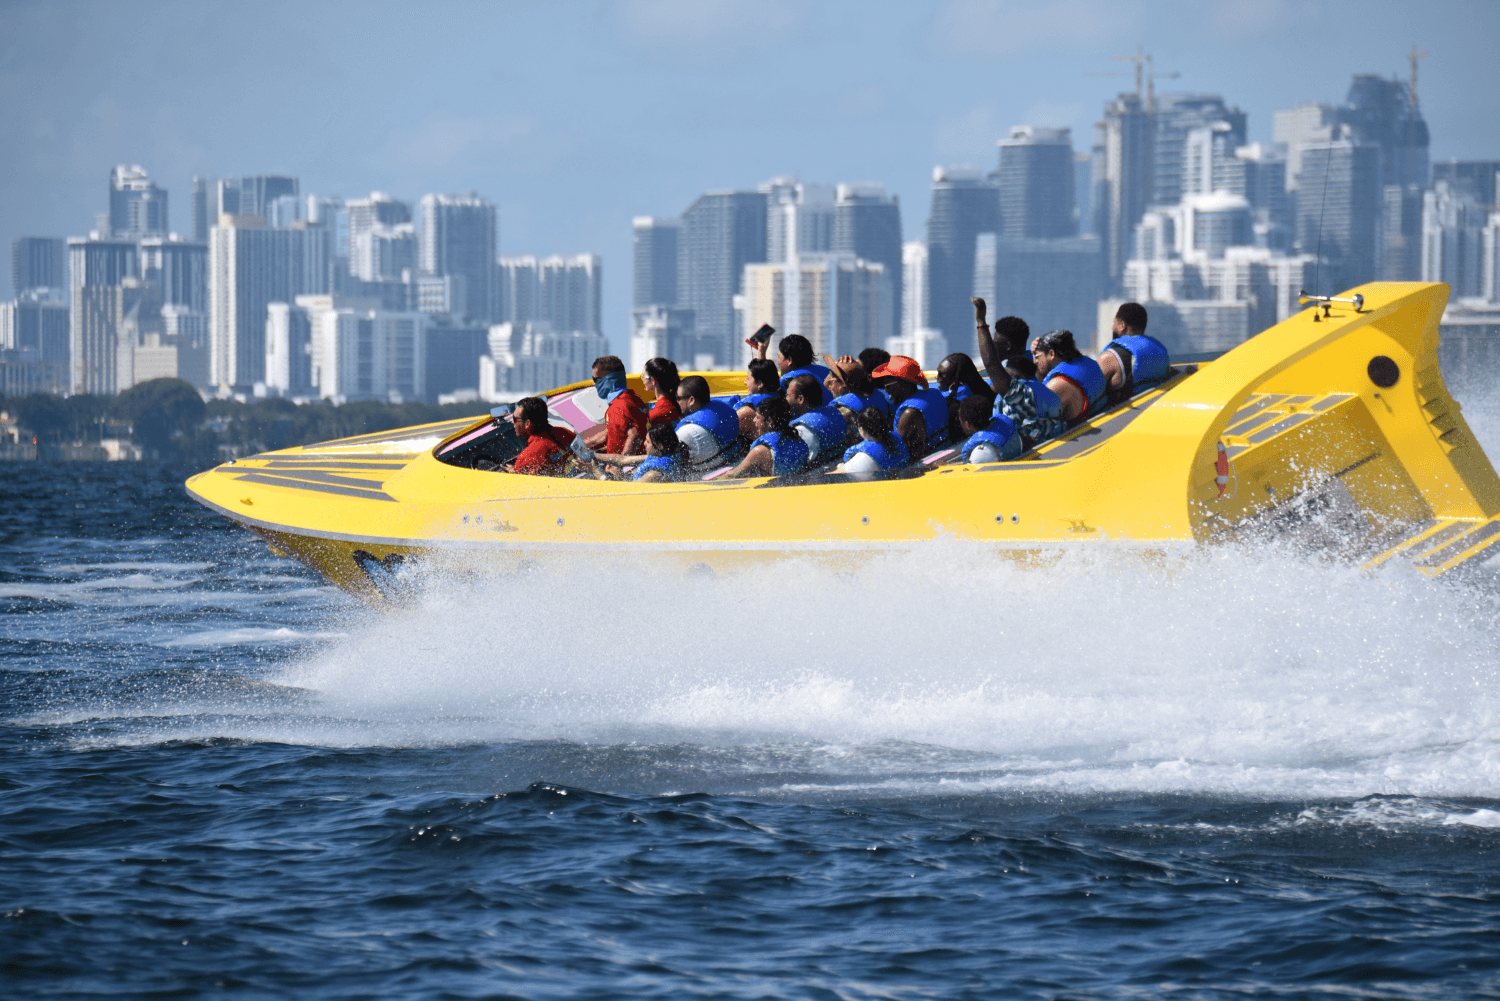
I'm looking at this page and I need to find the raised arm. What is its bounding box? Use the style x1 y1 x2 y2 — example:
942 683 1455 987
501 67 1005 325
971 297 1012 395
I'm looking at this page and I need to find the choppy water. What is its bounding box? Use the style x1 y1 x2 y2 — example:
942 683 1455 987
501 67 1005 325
5 385 1500 998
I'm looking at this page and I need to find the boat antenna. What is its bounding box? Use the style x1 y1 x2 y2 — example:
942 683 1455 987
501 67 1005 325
1311 133 1334 301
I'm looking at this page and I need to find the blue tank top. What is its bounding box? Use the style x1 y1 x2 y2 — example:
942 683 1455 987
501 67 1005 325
842 437 909 471
750 430 810 476
1048 357 1107 416
1106 334 1170 386
896 387 950 445
632 454 683 481
779 365 834 405
833 389 892 419
677 399 740 452
790 405 848 459
961 416 1020 463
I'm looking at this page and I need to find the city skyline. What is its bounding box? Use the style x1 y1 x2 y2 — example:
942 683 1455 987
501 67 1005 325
2 0 1497 352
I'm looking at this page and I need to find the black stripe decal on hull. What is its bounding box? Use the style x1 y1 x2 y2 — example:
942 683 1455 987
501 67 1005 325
230 471 396 501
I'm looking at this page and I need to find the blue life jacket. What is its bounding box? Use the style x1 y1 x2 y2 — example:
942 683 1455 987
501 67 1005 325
790 405 848 460
1104 334 1171 400
733 391 777 411
1047 356 1107 419
833 388 892 419
750 430 810 476
779 365 834 405
961 415 1022 463
677 400 741 455
842 437 909 471
633 453 683 481
895 387 950 447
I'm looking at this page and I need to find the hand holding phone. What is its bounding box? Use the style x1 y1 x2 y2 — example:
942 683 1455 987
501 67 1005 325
745 323 775 348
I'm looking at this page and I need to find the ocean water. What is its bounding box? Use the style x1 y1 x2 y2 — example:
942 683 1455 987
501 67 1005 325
5 385 1500 999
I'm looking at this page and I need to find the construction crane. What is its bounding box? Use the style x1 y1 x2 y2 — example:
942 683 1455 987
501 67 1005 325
1108 47 1180 111
1409 45 1429 107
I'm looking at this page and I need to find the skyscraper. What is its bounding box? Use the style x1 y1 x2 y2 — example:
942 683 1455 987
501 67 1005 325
740 255 891 362
761 177 835 262
419 193 497 323
539 254 603 335
632 216 679 309
190 177 225 243
1342 75 1428 191
208 216 331 387
346 193 413 278
496 254 602 335
1294 142 1382 294
11 237 65 296
677 191 767 364
67 237 137 394
1152 95 1246 208
1432 161 1500 206
1273 103 1340 191
350 223 416 282
108 165 168 237
138 237 208 313
1423 182 1488 298
995 127 1076 239
833 183 903 341
1097 92 1152 289
924 166 999 344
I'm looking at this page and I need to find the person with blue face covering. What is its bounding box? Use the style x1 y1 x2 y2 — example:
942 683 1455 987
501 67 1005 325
581 355 648 457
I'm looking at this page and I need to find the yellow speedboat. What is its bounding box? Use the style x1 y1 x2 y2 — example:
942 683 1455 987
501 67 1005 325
186 282 1500 605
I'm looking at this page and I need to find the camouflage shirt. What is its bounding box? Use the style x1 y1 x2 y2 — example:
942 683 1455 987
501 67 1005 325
999 379 1067 447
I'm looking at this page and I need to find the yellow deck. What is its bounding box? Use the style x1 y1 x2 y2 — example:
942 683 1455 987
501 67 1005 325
187 282 1500 604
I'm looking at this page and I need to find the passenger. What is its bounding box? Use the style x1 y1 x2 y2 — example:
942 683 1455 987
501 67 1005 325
823 353 892 442
970 297 1023 393
936 352 996 445
997 352 1067 448
642 357 683 426
632 424 689 482
1099 302 1170 405
506 396 578 476
723 397 810 479
858 347 891 375
771 333 833 404
1031 329 1106 425
785 373 848 465
835 406 909 478
735 358 781 440
936 352 995 403
674 375 742 469
582 355 648 455
957 394 1022 464
870 355 948 460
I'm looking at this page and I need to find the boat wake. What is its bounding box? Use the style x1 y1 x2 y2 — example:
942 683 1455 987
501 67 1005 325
18 379 1500 804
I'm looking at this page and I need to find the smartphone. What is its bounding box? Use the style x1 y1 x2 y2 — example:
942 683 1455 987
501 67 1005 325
746 323 775 347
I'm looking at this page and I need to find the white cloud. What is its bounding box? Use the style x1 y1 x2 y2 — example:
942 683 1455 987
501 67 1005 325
618 0 804 45
929 0 1146 56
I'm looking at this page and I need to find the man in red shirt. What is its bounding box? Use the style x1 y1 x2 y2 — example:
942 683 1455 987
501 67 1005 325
506 397 577 476
581 356 648 456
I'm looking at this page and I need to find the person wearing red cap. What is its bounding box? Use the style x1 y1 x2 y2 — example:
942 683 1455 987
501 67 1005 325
869 355 948 460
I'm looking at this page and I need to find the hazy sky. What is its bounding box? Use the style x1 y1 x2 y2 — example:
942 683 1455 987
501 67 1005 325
2 0 1497 349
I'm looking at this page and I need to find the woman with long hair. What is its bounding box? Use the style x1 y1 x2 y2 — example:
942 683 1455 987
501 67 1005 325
834 406 909 477
723 396 809 479
642 357 682 426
